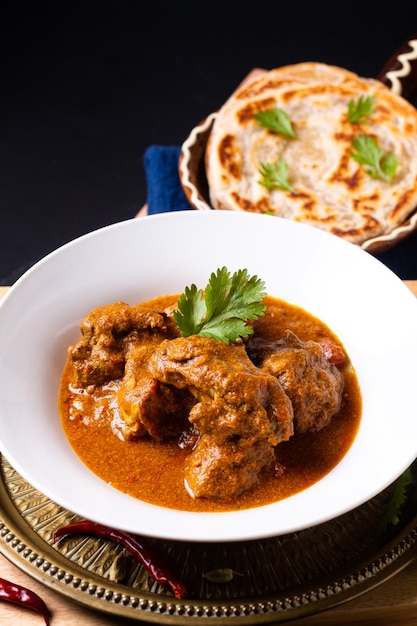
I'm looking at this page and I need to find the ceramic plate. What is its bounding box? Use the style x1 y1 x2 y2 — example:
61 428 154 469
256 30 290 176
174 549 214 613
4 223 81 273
0 211 417 542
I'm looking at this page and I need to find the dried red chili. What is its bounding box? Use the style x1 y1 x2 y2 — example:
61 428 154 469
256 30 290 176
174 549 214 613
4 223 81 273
53 520 187 599
0 576 50 624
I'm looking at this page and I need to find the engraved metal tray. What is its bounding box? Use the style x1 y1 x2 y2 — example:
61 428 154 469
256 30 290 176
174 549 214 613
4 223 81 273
1 453 417 624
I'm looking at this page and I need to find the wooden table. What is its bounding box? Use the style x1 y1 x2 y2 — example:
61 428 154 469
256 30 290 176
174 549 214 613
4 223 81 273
1 282 417 625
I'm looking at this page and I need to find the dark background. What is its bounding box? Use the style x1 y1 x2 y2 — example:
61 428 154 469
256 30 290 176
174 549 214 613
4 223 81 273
2 1 417 285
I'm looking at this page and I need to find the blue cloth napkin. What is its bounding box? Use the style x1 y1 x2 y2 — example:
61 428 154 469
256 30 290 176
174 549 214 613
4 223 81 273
143 145 417 279
143 145 192 215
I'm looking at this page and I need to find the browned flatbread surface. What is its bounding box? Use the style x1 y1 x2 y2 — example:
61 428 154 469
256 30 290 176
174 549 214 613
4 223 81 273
205 62 417 244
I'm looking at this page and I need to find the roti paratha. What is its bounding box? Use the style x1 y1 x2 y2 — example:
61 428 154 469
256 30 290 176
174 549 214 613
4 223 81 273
205 62 417 245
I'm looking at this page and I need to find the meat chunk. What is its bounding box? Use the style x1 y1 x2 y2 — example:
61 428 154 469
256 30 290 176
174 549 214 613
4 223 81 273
147 335 294 498
184 436 275 499
69 302 175 386
149 335 294 444
118 344 195 441
247 330 344 433
116 334 293 497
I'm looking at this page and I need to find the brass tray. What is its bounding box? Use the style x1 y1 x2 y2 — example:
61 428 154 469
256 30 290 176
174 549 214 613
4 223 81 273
1 453 417 624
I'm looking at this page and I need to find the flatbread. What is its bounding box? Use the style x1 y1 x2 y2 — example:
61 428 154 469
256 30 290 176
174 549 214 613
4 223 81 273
205 62 417 245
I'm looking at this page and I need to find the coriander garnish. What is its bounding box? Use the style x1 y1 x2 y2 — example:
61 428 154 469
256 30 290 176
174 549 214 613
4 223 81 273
377 467 415 535
258 157 297 194
173 267 267 343
350 135 399 184
348 95 376 124
255 107 299 139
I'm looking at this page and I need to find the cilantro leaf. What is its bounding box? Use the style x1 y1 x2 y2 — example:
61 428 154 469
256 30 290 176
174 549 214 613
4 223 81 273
254 108 299 139
258 157 297 194
348 95 376 124
378 467 415 535
174 284 206 337
173 267 267 343
350 135 399 184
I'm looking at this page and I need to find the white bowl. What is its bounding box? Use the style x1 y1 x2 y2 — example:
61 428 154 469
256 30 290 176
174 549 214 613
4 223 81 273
1 210 417 543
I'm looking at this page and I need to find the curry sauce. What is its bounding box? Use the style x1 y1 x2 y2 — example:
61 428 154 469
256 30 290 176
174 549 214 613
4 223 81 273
59 295 361 513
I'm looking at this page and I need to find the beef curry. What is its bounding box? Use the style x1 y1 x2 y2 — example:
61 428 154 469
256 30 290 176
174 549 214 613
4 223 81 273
59 294 361 513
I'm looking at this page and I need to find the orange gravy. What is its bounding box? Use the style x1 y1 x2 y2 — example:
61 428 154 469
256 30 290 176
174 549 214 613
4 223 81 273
59 295 361 512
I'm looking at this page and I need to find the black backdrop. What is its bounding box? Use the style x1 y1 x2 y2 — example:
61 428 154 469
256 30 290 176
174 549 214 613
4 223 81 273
2 1 417 284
